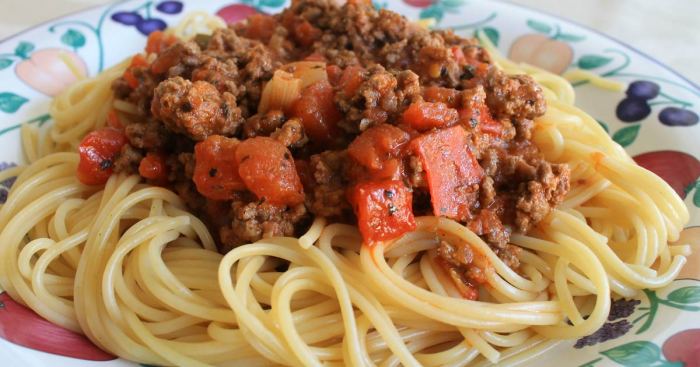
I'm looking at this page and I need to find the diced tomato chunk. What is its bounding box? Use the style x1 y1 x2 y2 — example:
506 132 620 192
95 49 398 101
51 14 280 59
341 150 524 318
326 64 342 85
451 46 466 66
122 54 148 89
150 41 183 74
245 14 277 42
235 137 304 206
403 101 459 132
348 124 409 180
130 54 149 68
106 109 122 129
423 86 459 107
138 153 168 183
193 135 246 201
145 31 177 54
348 180 416 244
77 128 128 185
338 65 365 96
290 80 341 143
294 159 315 190
293 20 321 47
458 103 503 137
410 126 484 221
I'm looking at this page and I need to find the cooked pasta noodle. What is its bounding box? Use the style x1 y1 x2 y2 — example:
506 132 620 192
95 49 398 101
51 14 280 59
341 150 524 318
0 11 690 367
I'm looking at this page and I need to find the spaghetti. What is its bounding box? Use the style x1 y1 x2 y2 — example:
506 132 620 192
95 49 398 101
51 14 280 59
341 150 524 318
0 4 691 367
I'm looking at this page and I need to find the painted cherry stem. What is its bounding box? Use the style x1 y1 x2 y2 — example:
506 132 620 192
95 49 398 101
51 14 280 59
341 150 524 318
634 289 700 334
449 12 497 31
46 1 120 72
572 49 698 102
571 48 630 87
0 113 51 137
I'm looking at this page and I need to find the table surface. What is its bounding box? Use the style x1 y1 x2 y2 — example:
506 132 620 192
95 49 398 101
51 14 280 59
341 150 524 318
0 0 698 84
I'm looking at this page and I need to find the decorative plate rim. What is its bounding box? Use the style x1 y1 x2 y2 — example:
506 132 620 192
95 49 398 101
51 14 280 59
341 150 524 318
1 0 697 91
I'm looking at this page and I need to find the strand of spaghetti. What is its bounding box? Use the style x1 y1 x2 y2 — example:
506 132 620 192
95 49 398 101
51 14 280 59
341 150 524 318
102 216 192 324
363 246 561 327
299 217 326 249
29 232 86 321
553 209 684 286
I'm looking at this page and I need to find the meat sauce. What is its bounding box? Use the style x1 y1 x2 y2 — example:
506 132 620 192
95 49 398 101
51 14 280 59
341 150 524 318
80 0 570 299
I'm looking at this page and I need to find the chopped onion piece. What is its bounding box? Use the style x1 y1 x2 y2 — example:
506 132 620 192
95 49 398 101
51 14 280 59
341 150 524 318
258 70 302 113
282 61 327 89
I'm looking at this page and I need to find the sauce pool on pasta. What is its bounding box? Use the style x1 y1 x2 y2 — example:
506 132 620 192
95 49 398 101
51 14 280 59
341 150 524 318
0 1 691 366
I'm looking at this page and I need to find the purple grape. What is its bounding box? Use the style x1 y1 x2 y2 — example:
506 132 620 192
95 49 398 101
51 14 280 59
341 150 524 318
608 298 640 321
0 188 8 205
0 162 17 189
659 107 699 127
574 320 633 349
156 1 183 14
111 11 143 25
616 97 651 122
626 80 660 100
136 18 167 35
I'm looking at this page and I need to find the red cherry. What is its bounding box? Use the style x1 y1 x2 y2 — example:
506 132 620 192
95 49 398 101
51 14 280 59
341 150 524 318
663 329 700 367
0 293 114 361
403 0 434 8
216 4 258 24
633 150 700 198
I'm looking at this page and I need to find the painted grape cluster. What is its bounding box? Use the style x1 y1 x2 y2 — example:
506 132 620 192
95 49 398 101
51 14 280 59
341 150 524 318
578 284 700 366
111 1 184 35
616 81 657 122
617 80 699 126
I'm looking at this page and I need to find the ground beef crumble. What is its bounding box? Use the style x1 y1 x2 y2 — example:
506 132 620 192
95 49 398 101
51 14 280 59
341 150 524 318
106 0 569 285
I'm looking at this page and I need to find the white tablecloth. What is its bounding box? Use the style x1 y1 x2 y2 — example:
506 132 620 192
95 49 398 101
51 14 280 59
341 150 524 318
1 0 698 83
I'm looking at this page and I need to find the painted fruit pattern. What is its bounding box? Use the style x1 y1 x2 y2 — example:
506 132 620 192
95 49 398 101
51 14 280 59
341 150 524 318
0 293 115 361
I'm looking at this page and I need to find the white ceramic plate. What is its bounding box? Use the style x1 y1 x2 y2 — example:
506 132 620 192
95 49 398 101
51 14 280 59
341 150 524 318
0 1 698 366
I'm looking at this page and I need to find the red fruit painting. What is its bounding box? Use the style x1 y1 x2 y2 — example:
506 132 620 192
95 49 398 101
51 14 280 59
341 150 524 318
216 4 258 24
663 329 700 367
403 0 434 7
676 226 700 280
633 150 700 199
0 293 115 361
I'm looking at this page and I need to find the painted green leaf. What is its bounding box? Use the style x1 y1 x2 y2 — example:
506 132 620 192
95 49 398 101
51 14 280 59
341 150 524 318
14 41 34 59
612 124 640 147
420 5 444 22
0 58 12 70
657 362 685 367
526 19 551 34
556 33 585 42
60 29 86 49
441 0 466 8
596 119 610 134
578 358 603 367
601 341 661 366
260 0 286 7
694 185 700 208
371 0 387 10
482 27 499 47
577 55 613 70
668 286 700 304
0 92 28 113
